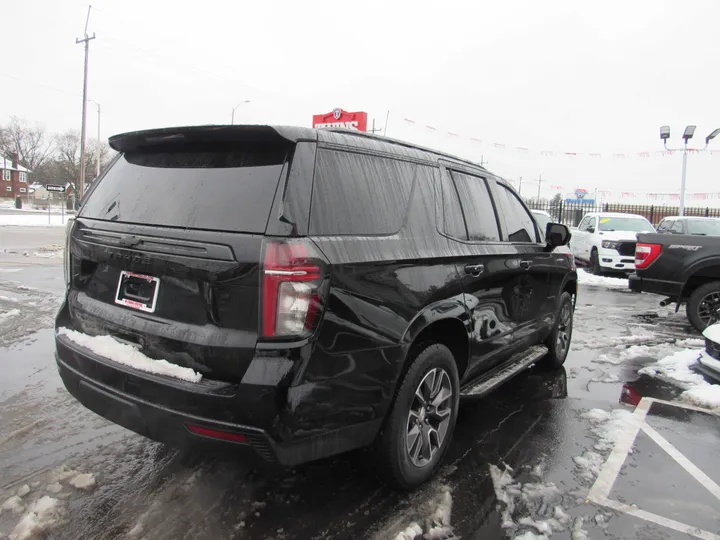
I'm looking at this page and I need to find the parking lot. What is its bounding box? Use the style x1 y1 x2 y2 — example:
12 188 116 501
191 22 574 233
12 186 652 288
1 226 718 540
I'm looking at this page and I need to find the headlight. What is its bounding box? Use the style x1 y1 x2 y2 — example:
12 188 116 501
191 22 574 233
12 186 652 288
601 240 619 249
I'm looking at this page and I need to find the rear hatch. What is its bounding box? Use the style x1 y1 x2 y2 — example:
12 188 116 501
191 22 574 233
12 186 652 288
65 127 296 383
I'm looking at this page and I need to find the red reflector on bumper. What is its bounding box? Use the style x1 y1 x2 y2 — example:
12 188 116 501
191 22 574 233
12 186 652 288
186 424 247 443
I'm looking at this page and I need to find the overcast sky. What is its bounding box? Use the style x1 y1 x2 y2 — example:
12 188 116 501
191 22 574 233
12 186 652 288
3 0 720 202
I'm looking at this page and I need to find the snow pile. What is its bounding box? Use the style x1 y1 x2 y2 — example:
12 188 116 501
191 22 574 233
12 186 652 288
570 517 589 540
0 214 68 227
1 495 25 515
572 451 605 482
392 523 423 540
69 473 96 491
638 349 705 385
594 342 692 366
389 486 454 540
0 308 21 321
576 270 629 291
57 328 203 383
8 496 64 540
16 485 31 498
489 464 569 538
581 408 634 451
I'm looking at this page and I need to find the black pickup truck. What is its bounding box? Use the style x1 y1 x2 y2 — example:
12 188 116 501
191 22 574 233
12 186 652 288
629 233 720 332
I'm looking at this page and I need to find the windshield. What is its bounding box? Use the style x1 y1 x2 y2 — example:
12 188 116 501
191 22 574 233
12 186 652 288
598 217 654 233
686 219 720 236
532 212 553 232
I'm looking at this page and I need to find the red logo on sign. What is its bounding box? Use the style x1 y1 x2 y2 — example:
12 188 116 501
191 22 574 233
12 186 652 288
312 109 368 132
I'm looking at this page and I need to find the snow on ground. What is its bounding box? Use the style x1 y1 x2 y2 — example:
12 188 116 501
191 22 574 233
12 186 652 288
0 214 69 227
488 464 570 539
389 487 454 540
580 408 634 452
69 473 95 491
576 270 630 291
0 309 21 321
638 348 720 410
57 328 203 383
593 341 697 366
8 496 64 540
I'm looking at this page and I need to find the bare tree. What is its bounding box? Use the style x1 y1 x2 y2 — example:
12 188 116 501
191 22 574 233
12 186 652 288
42 130 113 188
0 116 54 173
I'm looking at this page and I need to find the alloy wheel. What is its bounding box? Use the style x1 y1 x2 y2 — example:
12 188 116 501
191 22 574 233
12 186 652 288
406 368 453 468
697 291 720 327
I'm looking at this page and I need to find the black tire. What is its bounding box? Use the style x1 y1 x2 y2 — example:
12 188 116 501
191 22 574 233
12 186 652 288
541 292 574 368
686 281 720 332
376 343 460 490
589 249 602 275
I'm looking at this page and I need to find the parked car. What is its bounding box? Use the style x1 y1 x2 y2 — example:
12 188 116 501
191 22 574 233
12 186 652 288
696 323 720 383
531 210 554 236
570 212 655 274
55 125 577 489
655 216 720 237
630 232 720 331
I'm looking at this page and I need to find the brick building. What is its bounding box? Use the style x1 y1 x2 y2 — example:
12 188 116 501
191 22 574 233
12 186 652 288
0 155 31 199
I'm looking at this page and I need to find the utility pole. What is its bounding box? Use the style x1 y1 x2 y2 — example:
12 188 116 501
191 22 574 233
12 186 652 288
479 155 488 167
518 176 523 195
536 174 543 202
76 5 95 201
383 110 390 136
89 100 101 178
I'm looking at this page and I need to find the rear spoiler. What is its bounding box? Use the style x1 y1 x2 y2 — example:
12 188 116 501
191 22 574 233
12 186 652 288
109 125 318 153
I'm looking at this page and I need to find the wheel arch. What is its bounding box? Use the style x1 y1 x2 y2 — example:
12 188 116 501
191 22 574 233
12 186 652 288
680 259 720 299
400 297 470 380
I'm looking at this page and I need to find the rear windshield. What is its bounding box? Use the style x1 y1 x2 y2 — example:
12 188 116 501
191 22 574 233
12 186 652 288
80 143 288 233
598 217 654 233
686 219 720 236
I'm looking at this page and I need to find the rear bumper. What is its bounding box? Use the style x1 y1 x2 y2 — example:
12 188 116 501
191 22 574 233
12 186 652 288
628 274 683 299
55 333 381 466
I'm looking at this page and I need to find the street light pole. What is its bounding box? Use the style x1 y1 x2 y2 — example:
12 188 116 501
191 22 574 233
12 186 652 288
231 100 251 125
679 140 688 217
658 125 720 217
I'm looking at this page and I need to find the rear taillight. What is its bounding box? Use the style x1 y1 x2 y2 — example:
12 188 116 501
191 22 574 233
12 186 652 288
63 217 76 289
635 243 661 269
261 239 325 338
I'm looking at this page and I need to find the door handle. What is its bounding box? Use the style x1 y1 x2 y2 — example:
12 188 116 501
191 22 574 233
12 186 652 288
464 264 485 276
519 260 533 269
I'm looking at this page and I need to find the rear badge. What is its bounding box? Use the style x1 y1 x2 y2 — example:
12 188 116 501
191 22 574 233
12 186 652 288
115 271 160 313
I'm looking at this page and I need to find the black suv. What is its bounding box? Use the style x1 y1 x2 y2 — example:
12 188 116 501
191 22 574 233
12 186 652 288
55 125 577 488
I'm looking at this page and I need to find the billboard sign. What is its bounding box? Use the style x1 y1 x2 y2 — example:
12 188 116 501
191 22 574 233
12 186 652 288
312 108 368 132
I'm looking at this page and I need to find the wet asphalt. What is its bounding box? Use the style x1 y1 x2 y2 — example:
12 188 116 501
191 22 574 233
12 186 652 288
1 228 718 540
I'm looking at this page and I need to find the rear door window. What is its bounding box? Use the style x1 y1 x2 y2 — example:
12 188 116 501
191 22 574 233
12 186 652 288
670 220 684 234
448 171 500 242
80 144 288 233
494 185 539 243
310 150 416 235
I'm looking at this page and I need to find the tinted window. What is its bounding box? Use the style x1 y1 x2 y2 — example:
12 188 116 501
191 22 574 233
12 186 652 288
670 220 684 233
441 171 468 240
310 150 415 235
495 185 538 243
656 219 669 232
598 216 654 232
686 219 720 236
449 172 500 241
81 144 287 233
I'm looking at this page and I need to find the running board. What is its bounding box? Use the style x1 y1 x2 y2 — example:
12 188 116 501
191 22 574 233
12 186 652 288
460 345 549 398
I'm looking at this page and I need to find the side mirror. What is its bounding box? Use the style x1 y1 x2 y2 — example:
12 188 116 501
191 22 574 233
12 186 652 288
546 223 571 249
586 226 596 234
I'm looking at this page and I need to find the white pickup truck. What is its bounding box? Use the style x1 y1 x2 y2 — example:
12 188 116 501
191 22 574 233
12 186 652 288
570 212 655 274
